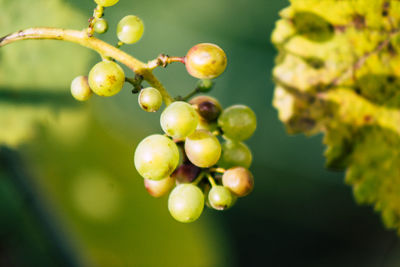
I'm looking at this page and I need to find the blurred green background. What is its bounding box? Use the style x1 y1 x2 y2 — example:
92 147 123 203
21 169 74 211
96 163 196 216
1 0 400 266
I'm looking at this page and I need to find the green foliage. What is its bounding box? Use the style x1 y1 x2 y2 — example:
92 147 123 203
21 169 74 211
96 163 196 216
0 0 93 147
272 0 400 232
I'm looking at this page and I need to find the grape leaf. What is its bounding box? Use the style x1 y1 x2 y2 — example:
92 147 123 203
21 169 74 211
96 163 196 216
272 0 400 232
0 0 93 147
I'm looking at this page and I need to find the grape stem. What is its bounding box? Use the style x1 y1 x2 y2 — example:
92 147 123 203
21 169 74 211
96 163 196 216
87 5 104 37
176 87 201 101
192 172 205 185
0 27 174 106
125 75 143 93
206 173 217 187
210 167 226 174
147 54 185 70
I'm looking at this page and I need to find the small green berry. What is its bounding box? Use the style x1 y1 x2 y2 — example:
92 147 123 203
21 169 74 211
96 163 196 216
70 76 92 101
88 61 125 97
219 140 253 169
138 87 162 112
208 185 234 210
184 130 221 168
160 101 199 140
117 15 144 44
94 18 108 34
94 0 119 7
197 79 213 92
218 105 257 141
134 134 180 181
168 184 204 223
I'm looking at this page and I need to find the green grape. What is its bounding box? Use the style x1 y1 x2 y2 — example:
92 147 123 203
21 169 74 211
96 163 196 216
184 130 221 168
168 184 204 223
219 139 252 169
208 185 234 210
94 0 119 7
134 134 179 180
222 167 254 197
196 79 213 93
160 101 199 140
117 15 144 44
94 18 108 34
70 76 92 101
189 95 222 122
196 118 218 132
185 43 227 79
88 61 125 97
144 176 175 198
138 87 162 112
218 105 257 141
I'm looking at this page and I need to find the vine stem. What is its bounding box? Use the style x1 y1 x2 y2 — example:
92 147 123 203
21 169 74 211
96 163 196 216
0 27 174 105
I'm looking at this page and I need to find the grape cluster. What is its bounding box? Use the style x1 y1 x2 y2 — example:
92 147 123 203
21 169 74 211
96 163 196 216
135 95 256 223
69 0 256 223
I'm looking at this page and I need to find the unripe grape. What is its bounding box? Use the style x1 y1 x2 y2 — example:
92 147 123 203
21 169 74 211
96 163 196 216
222 167 254 197
144 176 175 198
138 87 162 112
70 76 92 101
208 185 234 210
168 184 204 223
134 134 179 180
160 101 199 140
185 43 227 79
94 18 108 34
219 140 252 169
117 15 144 44
218 105 257 141
172 162 201 184
196 79 213 93
184 130 221 168
88 61 125 97
196 119 218 132
94 0 119 7
189 95 222 122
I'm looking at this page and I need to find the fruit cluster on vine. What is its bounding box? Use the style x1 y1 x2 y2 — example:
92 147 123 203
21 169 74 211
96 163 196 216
68 0 257 223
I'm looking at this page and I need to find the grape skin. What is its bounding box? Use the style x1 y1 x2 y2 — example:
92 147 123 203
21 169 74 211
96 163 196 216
144 176 175 198
134 134 179 180
139 87 162 112
185 43 227 79
94 18 108 34
208 185 234 210
117 15 144 44
219 139 252 169
160 101 199 140
184 130 221 168
168 184 204 223
218 105 257 141
94 0 119 7
222 167 254 197
71 76 92 101
88 61 125 97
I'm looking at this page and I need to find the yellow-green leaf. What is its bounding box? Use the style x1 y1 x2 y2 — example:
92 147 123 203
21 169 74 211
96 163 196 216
272 0 400 233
